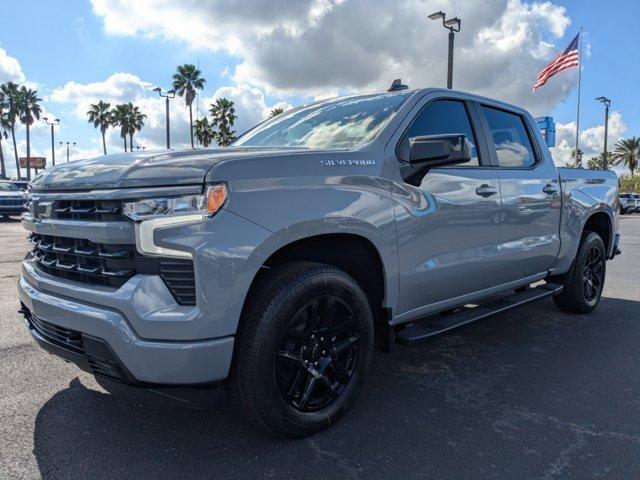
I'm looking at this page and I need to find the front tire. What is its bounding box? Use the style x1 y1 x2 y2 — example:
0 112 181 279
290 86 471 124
226 262 374 437
553 231 606 314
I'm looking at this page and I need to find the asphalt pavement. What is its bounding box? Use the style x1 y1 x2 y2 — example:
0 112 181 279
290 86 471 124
1 214 639 479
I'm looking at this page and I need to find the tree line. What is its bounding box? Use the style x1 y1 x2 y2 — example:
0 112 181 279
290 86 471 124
567 137 639 176
0 64 287 180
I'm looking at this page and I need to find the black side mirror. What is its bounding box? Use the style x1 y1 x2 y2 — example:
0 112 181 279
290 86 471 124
409 134 471 168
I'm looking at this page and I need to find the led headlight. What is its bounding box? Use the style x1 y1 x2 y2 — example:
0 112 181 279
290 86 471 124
123 184 227 258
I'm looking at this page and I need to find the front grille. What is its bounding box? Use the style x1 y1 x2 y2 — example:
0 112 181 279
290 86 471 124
28 233 196 306
50 199 123 221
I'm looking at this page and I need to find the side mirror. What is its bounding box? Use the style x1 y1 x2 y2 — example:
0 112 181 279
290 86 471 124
409 134 471 168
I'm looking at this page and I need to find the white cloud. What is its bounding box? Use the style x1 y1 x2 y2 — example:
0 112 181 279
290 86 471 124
91 0 579 114
0 46 26 84
550 111 626 167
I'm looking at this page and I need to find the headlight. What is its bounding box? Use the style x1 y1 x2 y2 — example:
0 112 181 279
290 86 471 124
122 184 227 259
122 184 227 221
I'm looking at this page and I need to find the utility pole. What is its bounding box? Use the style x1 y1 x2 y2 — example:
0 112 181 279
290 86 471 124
428 11 462 89
596 96 611 170
153 87 176 149
43 117 60 166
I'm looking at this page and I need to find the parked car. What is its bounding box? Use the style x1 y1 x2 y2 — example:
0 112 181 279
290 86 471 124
619 193 636 214
19 85 620 437
0 181 28 218
634 194 640 212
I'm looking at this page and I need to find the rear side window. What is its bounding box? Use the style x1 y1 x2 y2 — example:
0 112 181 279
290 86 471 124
482 106 536 168
402 100 479 166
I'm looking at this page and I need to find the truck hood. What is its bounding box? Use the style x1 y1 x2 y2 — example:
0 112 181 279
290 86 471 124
29 147 307 192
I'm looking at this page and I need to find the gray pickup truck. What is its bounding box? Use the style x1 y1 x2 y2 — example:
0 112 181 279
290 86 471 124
19 85 620 437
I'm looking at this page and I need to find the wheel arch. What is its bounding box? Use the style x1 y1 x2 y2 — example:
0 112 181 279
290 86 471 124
242 233 392 350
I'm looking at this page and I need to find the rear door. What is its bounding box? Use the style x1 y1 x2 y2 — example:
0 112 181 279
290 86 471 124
392 96 503 319
477 104 561 282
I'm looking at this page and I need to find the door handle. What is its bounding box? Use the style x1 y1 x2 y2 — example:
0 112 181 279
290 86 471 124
475 184 498 197
543 184 558 195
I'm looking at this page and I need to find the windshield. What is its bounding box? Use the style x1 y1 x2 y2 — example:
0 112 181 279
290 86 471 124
233 92 412 149
0 182 19 192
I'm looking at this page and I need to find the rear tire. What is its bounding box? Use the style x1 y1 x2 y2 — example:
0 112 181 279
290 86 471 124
225 262 374 438
553 231 606 314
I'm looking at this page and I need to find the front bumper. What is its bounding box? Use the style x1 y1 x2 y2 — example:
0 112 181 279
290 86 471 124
18 272 234 385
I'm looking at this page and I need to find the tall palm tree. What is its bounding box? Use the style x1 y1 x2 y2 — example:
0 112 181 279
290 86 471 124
194 117 215 147
127 104 146 149
111 103 132 152
16 87 42 180
0 82 21 178
0 106 9 179
209 98 237 146
611 137 640 176
171 64 206 149
269 107 284 118
586 152 612 170
87 100 112 155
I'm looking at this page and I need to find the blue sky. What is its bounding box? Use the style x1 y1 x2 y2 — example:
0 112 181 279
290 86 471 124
0 0 638 177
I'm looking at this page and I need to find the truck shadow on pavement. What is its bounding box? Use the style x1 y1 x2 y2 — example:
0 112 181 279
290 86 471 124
32 297 640 480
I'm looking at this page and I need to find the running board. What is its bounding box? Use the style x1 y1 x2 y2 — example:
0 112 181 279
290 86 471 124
394 283 563 346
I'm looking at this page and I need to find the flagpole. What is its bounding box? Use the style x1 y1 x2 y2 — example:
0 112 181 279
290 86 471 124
575 27 583 166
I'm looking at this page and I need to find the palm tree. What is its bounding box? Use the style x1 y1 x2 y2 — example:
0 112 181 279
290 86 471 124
111 103 131 152
0 82 21 178
611 137 640 176
87 101 112 155
209 98 237 146
127 104 146 149
269 107 284 118
568 148 584 168
586 152 612 170
172 64 206 149
194 117 215 147
0 106 9 179
16 87 42 180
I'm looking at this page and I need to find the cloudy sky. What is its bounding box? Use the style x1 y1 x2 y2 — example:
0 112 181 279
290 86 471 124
0 0 638 177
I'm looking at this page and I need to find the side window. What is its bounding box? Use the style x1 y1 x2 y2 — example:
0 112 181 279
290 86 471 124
482 106 536 168
403 100 479 166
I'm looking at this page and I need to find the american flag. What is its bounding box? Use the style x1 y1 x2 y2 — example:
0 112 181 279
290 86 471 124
533 33 580 92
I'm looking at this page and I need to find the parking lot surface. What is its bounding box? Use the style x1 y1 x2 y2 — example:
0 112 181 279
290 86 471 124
1 215 639 479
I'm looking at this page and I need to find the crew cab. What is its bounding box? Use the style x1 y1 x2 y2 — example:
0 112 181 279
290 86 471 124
19 85 620 437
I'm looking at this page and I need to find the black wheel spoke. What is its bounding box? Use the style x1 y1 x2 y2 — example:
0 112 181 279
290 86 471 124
278 350 302 364
333 333 360 355
319 374 339 399
298 374 318 409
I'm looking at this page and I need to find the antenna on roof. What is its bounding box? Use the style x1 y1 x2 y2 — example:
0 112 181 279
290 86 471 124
388 79 409 92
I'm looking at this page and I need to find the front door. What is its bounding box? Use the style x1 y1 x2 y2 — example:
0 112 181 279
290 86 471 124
394 99 503 319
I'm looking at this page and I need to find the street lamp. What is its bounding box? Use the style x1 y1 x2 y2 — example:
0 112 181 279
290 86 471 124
59 141 76 162
595 96 611 170
43 117 60 166
428 11 461 89
153 87 176 149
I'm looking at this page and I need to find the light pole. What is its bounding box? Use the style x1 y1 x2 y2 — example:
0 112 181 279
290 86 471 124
60 142 76 162
153 87 175 149
428 11 461 89
43 117 60 167
595 96 611 170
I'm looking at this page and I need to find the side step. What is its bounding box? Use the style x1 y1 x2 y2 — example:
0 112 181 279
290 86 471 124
395 283 563 346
